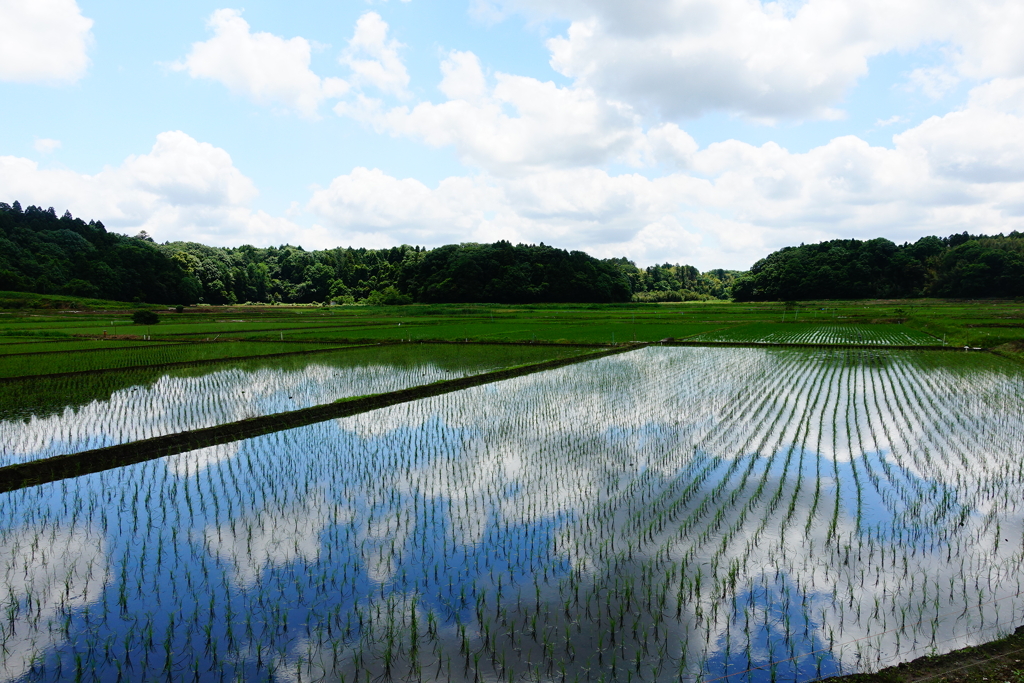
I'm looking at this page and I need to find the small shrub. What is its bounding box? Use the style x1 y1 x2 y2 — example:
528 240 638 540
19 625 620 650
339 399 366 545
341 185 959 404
132 310 159 325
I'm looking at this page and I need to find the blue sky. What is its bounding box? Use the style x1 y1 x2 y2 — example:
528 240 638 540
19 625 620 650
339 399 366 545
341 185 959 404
2 0 1024 268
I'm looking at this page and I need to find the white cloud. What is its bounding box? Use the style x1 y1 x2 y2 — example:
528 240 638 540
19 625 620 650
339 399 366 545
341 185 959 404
307 167 502 246
9 93 1022 271
33 138 62 154
0 130 317 247
340 12 410 98
0 0 93 83
438 49 487 102
173 9 348 118
120 130 258 207
906 66 961 99
896 86 1024 183
875 115 904 127
337 50 668 175
479 0 1024 120
944 2 1024 80
308 165 720 263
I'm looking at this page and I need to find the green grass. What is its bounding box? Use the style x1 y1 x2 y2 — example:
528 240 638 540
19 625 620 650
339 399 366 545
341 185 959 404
0 298 1021 353
0 340 353 378
233 319 722 344
0 339 181 355
0 290 160 310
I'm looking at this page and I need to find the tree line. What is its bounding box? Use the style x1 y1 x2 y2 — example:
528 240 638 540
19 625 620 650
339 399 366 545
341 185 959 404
732 233 1024 301
9 200 1016 305
0 201 735 305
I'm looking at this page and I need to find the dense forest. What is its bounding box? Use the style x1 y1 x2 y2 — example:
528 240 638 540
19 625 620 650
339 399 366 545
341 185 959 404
0 202 201 303
0 201 735 305
8 200 1017 305
732 234 1024 301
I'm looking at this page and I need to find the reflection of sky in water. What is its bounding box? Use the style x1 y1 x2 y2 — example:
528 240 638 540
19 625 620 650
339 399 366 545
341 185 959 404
0 347 1022 682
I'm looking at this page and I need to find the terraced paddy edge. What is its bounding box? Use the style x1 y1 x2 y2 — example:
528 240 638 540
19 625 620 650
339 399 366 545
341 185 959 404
0 341 364 380
0 344 640 493
0 342 595 466
1 346 1023 682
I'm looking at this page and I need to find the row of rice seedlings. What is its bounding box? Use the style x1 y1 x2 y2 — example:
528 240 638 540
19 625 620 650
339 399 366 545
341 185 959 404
0 344 588 468
0 339 175 355
0 347 1022 682
0 358 454 468
694 324 936 347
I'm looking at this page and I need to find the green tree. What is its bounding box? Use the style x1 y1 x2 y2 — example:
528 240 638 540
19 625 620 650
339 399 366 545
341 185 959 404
132 310 159 325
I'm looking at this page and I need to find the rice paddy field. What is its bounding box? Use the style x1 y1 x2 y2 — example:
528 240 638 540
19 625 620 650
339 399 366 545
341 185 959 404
1 298 1023 682
0 344 589 468
687 324 938 346
1 342 1023 682
0 296 1020 348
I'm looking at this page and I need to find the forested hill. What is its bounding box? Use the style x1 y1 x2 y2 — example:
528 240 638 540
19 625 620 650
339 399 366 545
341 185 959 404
0 201 737 305
732 233 1024 301
0 202 201 303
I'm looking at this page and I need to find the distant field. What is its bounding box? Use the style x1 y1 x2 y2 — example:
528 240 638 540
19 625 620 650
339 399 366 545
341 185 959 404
689 322 940 346
233 319 724 344
0 299 1021 375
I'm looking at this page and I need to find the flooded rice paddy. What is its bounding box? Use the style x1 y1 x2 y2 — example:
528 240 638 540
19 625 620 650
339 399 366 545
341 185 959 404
1 346 1023 682
0 343 584 467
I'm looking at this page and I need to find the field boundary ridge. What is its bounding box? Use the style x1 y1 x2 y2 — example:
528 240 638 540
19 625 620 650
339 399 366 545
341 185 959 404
0 342 373 383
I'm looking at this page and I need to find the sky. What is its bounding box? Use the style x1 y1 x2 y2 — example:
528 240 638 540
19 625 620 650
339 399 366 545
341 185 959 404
1 0 1024 269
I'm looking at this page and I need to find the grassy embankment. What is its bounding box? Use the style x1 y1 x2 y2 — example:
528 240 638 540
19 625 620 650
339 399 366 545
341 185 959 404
826 626 1024 683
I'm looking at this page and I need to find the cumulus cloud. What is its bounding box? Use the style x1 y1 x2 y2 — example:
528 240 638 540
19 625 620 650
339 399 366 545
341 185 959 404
307 165 717 262
172 10 414 114
0 0 93 83
203 488 337 587
340 12 410 98
477 0 1024 120
336 50 683 175
0 130 317 246
173 9 349 117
